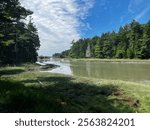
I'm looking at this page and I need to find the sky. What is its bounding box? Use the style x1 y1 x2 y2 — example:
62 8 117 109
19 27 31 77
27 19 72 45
21 0 150 56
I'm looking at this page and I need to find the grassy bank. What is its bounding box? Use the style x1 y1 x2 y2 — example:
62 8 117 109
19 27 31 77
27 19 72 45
68 58 150 63
0 65 150 113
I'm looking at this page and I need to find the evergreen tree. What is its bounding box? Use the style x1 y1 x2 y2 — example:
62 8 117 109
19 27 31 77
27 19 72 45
58 20 150 59
94 39 101 58
140 21 150 59
0 0 40 65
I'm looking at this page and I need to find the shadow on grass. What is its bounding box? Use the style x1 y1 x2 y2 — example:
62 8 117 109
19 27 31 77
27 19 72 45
0 76 137 113
0 69 24 76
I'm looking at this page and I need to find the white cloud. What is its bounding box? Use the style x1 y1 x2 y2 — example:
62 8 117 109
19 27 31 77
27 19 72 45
128 0 143 13
135 7 150 20
20 0 94 56
127 0 150 21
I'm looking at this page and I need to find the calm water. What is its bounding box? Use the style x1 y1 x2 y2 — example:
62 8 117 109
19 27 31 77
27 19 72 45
42 59 150 83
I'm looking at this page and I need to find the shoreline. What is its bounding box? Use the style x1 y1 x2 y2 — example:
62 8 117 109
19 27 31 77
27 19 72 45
65 58 150 63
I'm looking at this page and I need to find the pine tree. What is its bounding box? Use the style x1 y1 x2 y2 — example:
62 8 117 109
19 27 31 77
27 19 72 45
0 0 40 65
94 39 101 58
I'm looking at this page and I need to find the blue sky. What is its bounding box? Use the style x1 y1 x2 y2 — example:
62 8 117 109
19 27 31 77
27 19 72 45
83 0 150 38
21 0 150 56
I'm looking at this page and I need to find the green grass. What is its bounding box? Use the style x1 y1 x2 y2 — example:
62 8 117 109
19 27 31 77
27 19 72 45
0 65 150 113
69 58 150 63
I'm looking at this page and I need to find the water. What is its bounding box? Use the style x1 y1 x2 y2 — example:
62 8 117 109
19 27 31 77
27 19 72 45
43 59 73 75
41 59 150 83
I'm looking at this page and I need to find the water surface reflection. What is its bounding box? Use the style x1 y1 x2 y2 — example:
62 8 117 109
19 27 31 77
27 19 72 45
42 59 150 83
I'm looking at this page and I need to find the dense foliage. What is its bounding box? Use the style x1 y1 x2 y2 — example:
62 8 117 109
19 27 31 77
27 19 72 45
53 50 70 58
0 0 40 65
55 20 150 59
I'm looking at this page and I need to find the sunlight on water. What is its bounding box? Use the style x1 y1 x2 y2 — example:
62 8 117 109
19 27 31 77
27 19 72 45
44 59 72 75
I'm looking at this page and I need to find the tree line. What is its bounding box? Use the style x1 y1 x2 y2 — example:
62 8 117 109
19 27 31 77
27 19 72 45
54 20 150 59
0 0 40 65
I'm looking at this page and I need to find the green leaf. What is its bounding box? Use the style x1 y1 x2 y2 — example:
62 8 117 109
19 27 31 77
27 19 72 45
0 34 4 38
2 40 15 45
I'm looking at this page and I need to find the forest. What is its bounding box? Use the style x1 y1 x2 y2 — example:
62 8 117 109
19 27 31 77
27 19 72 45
0 0 40 65
54 20 150 59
